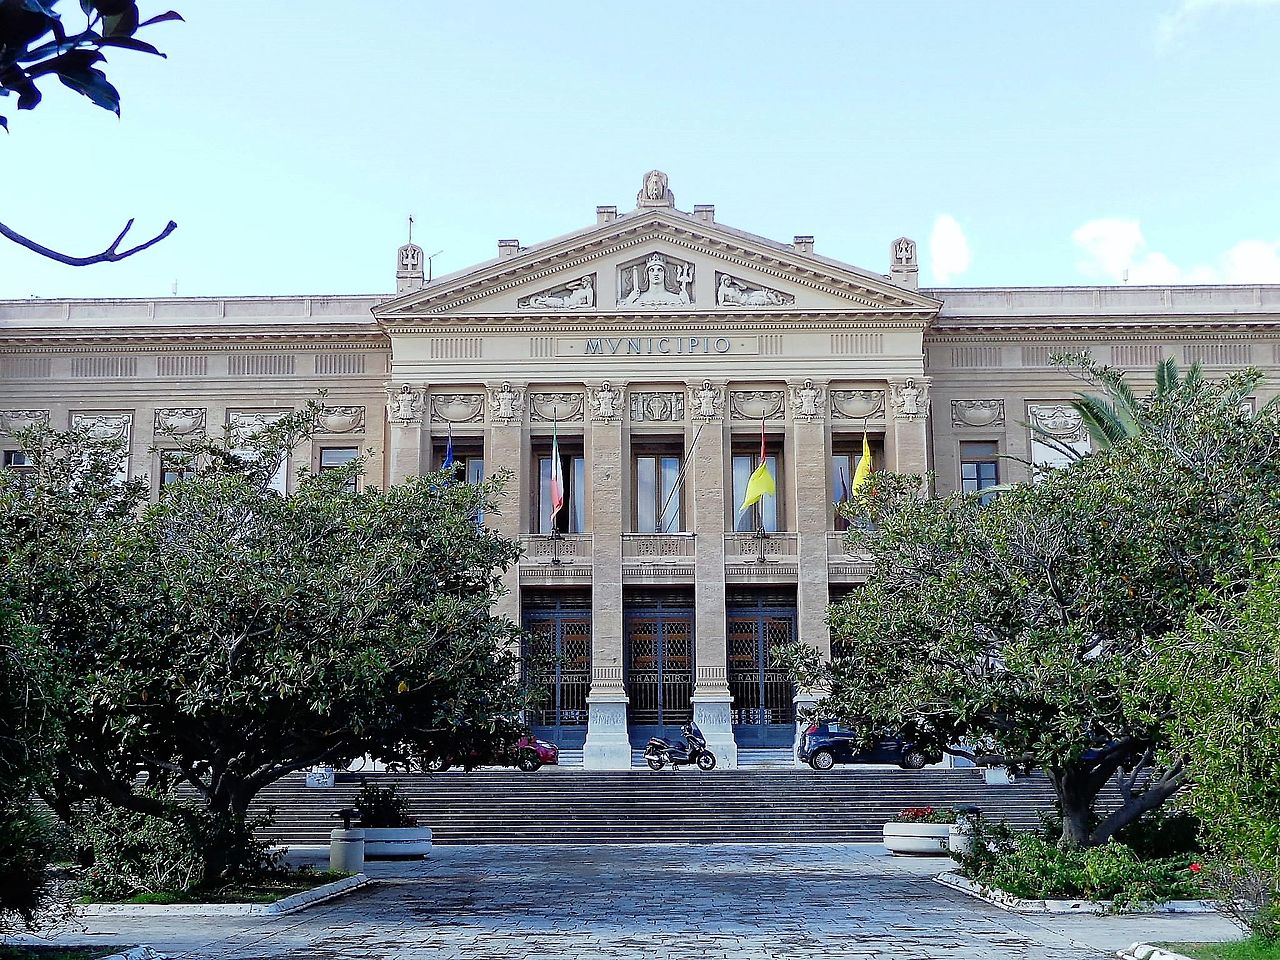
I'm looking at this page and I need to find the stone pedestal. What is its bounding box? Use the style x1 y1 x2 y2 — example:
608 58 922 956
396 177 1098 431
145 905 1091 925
584 679 632 769
792 689 819 767
692 694 737 769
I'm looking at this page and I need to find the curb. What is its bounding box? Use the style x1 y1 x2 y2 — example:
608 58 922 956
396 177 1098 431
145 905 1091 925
934 872 1217 915
1117 944 1198 960
97 949 166 960
79 873 371 918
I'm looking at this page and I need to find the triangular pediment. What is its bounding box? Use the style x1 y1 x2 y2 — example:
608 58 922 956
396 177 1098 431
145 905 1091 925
374 208 941 323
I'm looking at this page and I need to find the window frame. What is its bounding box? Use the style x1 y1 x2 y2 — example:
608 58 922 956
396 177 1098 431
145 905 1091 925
632 442 685 534
730 439 784 533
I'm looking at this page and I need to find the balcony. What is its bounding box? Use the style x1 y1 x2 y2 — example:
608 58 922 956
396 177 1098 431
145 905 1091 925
724 531 798 582
622 532 695 584
827 530 874 581
519 534 593 585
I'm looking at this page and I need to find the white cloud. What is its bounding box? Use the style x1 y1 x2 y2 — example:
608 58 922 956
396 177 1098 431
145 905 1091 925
1072 218 1280 284
1157 0 1280 47
929 214 971 285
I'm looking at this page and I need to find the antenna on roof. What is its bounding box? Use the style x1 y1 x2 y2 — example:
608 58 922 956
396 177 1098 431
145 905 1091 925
171 279 178 296
426 250 443 282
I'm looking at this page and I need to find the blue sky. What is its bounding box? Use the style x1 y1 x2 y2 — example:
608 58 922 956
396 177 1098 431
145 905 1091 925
3 0 1279 299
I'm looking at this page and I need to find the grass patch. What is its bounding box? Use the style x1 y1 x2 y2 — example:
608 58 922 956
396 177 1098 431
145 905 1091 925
81 869 353 905
1163 939 1280 960
0 948 129 960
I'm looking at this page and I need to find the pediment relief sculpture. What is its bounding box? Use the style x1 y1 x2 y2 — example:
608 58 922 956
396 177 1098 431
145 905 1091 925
690 380 724 421
889 378 929 420
228 410 288 442
619 252 693 308
830 390 885 420
716 272 795 308
630 391 685 423
951 399 1005 428
154 407 206 437
636 169 675 208
318 406 365 434
588 382 622 422
430 394 485 424
789 379 825 422
0 409 50 435
487 382 524 425
387 385 425 425
730 390 785 421
518 275 595 310
1028 403 1087 443
530 392 585 423
71 412 132 443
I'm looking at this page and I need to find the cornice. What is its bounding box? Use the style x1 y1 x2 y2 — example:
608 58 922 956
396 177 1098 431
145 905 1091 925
0 333 391 353
382 310 936 335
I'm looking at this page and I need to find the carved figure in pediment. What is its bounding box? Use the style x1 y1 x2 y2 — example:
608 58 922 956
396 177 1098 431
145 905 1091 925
520 276 595 310
621 253 693 307
716 274 794 307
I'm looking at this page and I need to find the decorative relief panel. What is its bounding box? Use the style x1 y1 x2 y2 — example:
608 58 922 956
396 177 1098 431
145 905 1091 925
530 392 584 423
729 390 785 421
227 410 287 443
618 252 694 308
830 390 884 420
154 407 206 437
1028 402 1091 476
715 272 794 307
430 394 485 424
587 382 622 422
70 412 132 443
788 380 825 423
629 391 685 423
387 385 425 425
487 382 524 425
951 399 1005 428
689 381 724 422
0 409 50 435
889 378 929 420
317 406 365 434
518 275 595 310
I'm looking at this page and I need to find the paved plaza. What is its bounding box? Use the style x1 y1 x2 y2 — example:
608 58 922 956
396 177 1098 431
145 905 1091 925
20 844 1237 960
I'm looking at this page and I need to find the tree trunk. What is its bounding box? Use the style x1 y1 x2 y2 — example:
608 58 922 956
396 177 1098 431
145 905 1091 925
1047 766 1107 848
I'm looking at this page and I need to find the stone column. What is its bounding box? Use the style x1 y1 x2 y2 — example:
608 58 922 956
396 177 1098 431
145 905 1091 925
583 383 631 769
485 382 526 633
385 385 425 484
887 376 931 476
687 380 736 768
788 379 832 765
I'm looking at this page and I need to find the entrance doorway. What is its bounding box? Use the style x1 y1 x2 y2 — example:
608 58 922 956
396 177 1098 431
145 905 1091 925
522 592 591 748
624 594 694 743
727 595 797 747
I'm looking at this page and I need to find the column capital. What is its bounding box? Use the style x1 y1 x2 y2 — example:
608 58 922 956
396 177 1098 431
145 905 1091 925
485 380 526 426
687 378 726 422
586 381 625 423
887 375 931 421
386 384 425 426
787 377 828 423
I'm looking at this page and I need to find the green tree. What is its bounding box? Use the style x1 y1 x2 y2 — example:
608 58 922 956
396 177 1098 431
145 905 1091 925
789 368 1280 847
0 405 528 882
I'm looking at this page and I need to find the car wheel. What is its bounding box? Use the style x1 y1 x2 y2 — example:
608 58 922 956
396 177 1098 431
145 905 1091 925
901 750 928 769
516 754 541 772
696 752 716 771
809 749 835 771
425 757 451 773
646 757 665 771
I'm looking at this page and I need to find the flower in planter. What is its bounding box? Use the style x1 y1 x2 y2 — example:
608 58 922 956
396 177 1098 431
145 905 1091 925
1189 862 1202 873
893 806 958 824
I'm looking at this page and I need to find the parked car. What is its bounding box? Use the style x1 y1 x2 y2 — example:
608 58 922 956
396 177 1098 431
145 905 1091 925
797 722 941 771
424 735 559 773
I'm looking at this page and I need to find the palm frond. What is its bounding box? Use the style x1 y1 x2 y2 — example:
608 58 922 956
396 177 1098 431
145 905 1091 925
1072 394 1133 450
1154 357 1180 397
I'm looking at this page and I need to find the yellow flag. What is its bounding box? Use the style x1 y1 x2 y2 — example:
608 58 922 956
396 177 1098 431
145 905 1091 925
738 458 775 515
851 431 872 492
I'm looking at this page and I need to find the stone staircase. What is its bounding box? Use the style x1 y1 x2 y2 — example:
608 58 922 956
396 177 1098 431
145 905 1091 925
252 768 1065 846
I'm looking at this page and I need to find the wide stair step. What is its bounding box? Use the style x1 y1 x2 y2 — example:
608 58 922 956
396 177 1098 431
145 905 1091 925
252 769 1067 845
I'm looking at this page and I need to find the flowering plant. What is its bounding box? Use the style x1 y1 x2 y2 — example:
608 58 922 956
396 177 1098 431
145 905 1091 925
893 806 958 824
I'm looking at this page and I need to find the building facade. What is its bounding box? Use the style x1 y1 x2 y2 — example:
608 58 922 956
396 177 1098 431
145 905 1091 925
3 171 1279 768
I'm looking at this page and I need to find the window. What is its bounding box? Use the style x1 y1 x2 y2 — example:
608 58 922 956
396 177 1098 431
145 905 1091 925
731 444 781 533
434 443 484 485
319 447 360 493
633 448 683 533
233 449 288 495
2 450 33 472
960 441 1000 503
535 443 586 534
159 451 194 488
830 434 883 530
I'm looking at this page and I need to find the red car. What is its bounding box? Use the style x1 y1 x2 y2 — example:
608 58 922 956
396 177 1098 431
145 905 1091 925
425 736 558 773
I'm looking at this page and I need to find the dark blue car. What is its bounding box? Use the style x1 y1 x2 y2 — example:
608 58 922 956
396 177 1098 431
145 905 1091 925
797 722 941 771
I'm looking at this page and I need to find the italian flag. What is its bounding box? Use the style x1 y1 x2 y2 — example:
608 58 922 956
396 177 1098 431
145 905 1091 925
549 417 565 522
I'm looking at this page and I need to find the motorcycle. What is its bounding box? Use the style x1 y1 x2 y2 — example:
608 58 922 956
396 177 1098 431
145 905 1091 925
643 722 717 771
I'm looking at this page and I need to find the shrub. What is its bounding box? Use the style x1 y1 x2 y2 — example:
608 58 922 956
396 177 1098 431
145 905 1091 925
0 801 60 932
352 781 415 828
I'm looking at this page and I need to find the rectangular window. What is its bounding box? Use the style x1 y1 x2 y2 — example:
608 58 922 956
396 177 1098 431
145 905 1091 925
633 448 683 533
319 446 360 493
233 449 288 496
830 434 884 530
732 446 781 533
535 442 586 534
159 451 194 488
960 441 1001 504
2 449 33 472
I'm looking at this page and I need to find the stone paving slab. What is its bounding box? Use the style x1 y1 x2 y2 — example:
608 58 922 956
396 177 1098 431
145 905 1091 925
13 844 1239 960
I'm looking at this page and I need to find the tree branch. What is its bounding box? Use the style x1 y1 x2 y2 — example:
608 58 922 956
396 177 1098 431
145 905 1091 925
0 217 177 266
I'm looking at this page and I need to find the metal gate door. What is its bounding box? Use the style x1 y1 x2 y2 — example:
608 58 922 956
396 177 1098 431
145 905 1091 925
625 603 694 733
522 599 591 747
727 601 797 747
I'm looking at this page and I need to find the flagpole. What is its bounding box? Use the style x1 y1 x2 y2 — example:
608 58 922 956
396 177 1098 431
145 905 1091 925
550 414 563 566
754 416 768 564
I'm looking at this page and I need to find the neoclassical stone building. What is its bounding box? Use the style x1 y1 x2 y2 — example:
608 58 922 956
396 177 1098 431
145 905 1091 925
3 171 1278 768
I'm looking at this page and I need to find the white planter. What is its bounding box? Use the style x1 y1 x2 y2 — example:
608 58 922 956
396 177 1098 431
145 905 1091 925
364 826 432 859
948 821 977 856
983 766 1014 785
882 821 952 855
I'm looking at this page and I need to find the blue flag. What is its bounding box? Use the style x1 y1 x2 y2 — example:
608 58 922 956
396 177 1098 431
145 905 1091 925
442 423 455 470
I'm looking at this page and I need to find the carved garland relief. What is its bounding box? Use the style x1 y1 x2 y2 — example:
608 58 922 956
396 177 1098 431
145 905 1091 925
154 407 206 437
629 391 685 423
0 409 50 435
529 392 584 423
729 390 785 420
830 390 885 420
430 394 485 424
951 399 1005 428
317 406 365 434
